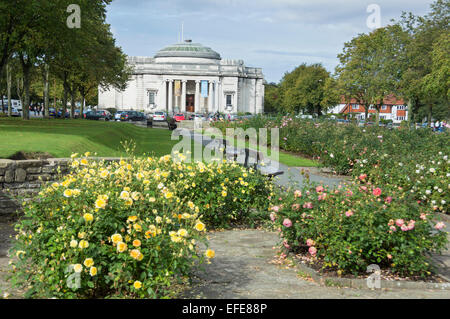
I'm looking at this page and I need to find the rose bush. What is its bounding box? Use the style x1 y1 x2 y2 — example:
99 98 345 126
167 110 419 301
270 182 448 277
10 152 272 298
212 116 449 214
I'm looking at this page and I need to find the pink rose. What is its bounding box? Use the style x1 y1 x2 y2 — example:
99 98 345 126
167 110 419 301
395 219 404 227
401 225 409 232
291 203 301 210
306 239 315 247
303 202 313 209
435 222 445 230
270 212 277 222
359 174 367 181
345 210 354 217
385 196 392 204
387 254 392 260
283 218 292 228
316 186 324 193
283 240 290 249
372 188 382 197
389 226 397 232
308 246 317 256
271 206 279 212
294 190 302 198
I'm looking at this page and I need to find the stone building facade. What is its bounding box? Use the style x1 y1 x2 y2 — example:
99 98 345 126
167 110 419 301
98 40 265 114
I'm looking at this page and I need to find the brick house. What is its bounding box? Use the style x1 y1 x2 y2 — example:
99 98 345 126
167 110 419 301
328 94 408 123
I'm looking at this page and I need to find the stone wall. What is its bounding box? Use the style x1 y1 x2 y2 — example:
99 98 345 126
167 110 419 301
0 158 121 221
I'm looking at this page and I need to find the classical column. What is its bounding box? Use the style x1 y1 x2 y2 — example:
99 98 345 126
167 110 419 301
208 81 213 113
181 80 187 113
168 80 173 114
159 80 166 111
216 81 222 112
195 80 200 113
215 81 220 113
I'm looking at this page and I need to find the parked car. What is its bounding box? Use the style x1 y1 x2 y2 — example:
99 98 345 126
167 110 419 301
11 107 21 117
173 113 185 122
84 111 102 120
153 111 167 122
189 113 205 121
57 109 70 118
49 108 57 117
120 111 145 122
115 111 123 121
96 110 113 121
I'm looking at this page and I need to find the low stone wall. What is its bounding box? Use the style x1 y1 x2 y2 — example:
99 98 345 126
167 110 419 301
0 158 121 221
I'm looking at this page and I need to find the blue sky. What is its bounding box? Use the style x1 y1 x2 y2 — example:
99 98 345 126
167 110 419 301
106 0 435 83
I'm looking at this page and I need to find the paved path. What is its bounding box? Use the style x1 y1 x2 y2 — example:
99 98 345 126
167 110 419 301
189 132 347 189
182 229 450 299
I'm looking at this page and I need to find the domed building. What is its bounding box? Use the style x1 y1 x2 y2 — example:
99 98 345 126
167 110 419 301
98 40 265 114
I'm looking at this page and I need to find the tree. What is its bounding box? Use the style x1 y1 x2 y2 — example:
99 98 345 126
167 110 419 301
396 0 449 124
263 82 281 113
280 63 336 115
335 34 373 122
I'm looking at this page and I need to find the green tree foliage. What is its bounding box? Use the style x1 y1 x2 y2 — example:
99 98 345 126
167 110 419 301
279 63 338 115
0 0 129 119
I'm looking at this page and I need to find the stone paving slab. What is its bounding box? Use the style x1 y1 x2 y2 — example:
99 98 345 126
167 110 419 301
182 229 450 299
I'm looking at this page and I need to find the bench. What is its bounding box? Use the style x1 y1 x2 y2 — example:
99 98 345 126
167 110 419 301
219 139 284 179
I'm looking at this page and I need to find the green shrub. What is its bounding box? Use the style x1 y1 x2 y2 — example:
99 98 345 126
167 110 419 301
10 153 271 298
270 182 448 277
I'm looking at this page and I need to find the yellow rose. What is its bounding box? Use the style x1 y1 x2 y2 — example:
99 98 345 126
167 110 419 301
205 249 215 259
83 213 94 222
95 198 107 209
83 258 94 268
117 241 128 253
120 190 130 200
73 264 83 273
111 234 122 244
149 197 156 202
89 267 97 276
63 189 73 198
133 224 142 232
124 198 133 206
70 240 78 248
195 221 206 232
133 281 142 289
127 216 138 223
79 240 89 249
100 170 109 178
80 158 88 166
177 229 188 237
130 249 141 260
132 239 141 247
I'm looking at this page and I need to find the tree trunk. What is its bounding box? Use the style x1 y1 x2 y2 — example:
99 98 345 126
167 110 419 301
407 98 413 125
6 63 11 117
22 65 31 120
43 63 49 118
62 80 69 116
80 93 85 118
364 106 369 123
70 87 75 119
427 103 432 127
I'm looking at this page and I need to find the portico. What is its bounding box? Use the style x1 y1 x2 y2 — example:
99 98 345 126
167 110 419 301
99 40 265 115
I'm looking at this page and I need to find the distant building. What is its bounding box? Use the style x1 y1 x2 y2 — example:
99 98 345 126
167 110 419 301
98 40 265 114
328 95 408 123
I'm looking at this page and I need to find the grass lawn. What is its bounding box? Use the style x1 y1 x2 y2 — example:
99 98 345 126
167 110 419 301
198 129 318 167
0 118 184 159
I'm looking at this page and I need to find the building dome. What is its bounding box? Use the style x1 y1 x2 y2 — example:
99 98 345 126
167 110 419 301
154 40 221 60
